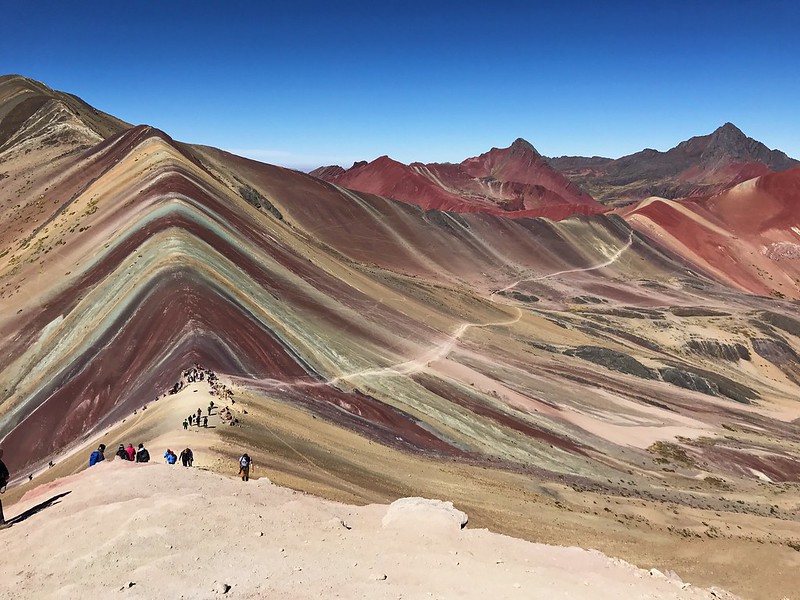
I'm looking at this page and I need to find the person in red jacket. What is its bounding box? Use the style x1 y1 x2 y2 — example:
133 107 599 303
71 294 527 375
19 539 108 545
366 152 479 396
125 443 136 461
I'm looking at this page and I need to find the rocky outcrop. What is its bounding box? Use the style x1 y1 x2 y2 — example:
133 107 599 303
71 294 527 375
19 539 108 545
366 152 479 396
572 296 606 304
759 311 800 337
658 368 717 396
669 307 731 318
382 497 468 533
658 366 758 404
752 338 800 385
497 290 539 303
239 185 283 220
684 339 750 361
564 346 657 379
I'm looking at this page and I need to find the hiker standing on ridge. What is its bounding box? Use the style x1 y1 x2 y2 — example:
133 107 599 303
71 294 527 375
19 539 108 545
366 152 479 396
135 443 150 463
0 448 9 527
238 453 252 481
179 448 193 467
89 444 106 466
125 443 136 461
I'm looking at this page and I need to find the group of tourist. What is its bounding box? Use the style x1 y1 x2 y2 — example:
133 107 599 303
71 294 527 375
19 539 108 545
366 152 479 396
183 409 209 429
89 443 251 480
0 366 257 530
87 365 253 479
89 443 150 465
167 365 219 397
87 443 195 468
163 448 194 466
185 366 217 385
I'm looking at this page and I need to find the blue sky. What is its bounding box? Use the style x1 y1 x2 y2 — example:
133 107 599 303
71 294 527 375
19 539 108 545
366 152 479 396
2 1 798 170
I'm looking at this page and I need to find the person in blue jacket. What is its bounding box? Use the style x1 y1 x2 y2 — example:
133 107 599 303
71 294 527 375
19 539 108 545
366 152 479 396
89 444 106 466
163 449 177 465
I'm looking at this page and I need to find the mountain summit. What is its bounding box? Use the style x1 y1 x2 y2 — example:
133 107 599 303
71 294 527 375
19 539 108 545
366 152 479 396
694 122 797 170
548 123 798 203
0 75 128 154
312 139 604 219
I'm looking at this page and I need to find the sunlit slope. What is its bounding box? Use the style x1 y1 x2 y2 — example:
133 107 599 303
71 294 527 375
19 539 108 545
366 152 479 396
0 124 673 465
0 120 796 497
619 168 800 300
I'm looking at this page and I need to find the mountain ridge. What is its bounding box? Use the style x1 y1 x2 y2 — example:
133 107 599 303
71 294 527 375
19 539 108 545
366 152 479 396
547 122 799 203
312 138 605 219
313 123 797 207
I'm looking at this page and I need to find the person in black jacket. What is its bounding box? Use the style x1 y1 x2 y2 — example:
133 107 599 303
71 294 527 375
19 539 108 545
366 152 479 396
135 444 150 463
115 444 128 460
179 447 193 467
0 448 10 526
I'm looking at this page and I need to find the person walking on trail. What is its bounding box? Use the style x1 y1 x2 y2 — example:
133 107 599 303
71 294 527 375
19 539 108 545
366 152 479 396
238 453 252 481
0 448 9 527
135 443 150 463
179 448 193 467
182 419 188 430
203 416 208 428
125 443 136 461
115 444 128 460
89 444 106 466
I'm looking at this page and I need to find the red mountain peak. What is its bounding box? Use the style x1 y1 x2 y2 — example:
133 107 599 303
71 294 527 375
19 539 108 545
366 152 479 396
508 137 541 156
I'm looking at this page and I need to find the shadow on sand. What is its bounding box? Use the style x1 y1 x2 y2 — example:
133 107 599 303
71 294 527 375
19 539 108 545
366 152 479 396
7 491 71 526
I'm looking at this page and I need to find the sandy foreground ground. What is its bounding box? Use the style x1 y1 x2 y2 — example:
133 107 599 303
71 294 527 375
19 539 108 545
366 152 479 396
0 460 739 600
2 382 795 600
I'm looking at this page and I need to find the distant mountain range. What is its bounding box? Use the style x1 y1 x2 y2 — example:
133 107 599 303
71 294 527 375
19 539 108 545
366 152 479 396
314 123 799 210
312 139 604 220
548 122 798 204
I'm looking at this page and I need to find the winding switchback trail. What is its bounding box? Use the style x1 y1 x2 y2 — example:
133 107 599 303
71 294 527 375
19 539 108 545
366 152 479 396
492 230 634 295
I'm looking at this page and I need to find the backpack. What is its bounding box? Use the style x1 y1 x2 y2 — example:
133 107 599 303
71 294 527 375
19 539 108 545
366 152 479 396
89 451 103 466
240 455 250 468
138 449 150 463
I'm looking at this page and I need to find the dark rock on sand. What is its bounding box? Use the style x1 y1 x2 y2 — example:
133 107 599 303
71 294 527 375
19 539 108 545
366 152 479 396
684 339 751 361
564 346 657 379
